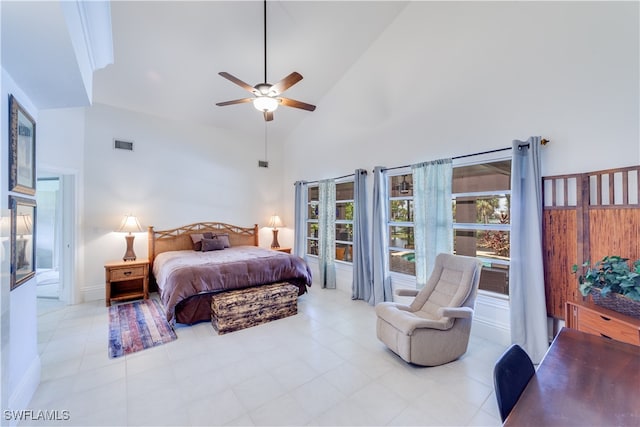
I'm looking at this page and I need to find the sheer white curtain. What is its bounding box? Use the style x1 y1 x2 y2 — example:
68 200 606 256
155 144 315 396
370 166 392 304
412 159 453 288
510 136 548 363
318 179 336 289
293 181 308 258
352 169 372 301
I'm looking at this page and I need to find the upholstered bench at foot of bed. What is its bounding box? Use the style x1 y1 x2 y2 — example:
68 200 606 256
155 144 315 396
211 283 299 334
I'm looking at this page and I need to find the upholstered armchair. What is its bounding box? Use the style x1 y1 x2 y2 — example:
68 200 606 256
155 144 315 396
375 253 482 366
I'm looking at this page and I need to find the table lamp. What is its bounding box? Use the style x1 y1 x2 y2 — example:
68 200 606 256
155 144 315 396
117 214 142 261
268 214 283 249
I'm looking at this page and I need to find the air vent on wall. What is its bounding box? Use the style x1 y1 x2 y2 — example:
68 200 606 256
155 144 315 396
114 139 134 151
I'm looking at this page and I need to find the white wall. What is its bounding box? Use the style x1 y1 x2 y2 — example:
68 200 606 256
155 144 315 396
1 68 41 417
80 104 284 299
38 107 86 304
283 2 638 185
280 1 639 344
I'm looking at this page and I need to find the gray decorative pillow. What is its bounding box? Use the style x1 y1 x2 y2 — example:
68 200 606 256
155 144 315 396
213 233 231 248
201 237 225 252
190 232 214 251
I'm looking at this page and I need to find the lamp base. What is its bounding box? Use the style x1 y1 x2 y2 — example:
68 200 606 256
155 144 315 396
270 229 280 249
123 234 137 261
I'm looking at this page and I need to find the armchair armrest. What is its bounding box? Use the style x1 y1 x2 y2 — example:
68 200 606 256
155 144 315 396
395 288 419 297
437 306 474 319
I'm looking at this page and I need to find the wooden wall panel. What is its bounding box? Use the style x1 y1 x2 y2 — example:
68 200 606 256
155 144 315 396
543 210 578 318
589 209 640 262
543 165 640 320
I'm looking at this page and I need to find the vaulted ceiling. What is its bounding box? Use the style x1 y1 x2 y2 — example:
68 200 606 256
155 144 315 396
93 1 408 142
1 1 407 141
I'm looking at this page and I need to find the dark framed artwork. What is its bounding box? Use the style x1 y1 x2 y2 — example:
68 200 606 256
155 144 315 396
9 95 36 196
10 196 36 290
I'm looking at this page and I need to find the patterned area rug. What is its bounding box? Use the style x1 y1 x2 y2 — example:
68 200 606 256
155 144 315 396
108 299 177 358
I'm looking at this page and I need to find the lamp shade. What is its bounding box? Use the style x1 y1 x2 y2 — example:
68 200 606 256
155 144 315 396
117 215 142 234
253 96 279 112
16 214 32 236
268 215 283 229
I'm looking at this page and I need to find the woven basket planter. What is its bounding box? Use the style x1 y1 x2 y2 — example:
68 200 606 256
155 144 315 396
590 288 640 319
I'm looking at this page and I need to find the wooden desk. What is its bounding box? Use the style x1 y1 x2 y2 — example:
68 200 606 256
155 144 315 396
504 327 640 426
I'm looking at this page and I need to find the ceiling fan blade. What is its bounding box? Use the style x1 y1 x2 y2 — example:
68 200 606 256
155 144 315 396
215 98 254 107
264 111 274 121
218 72 256 94
270 72 303 95
278 97 316 112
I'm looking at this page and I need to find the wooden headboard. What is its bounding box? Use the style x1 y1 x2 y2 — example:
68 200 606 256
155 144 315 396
148 222 259 269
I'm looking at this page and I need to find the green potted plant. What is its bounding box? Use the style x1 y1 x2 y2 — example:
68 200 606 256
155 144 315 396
572 255 640 318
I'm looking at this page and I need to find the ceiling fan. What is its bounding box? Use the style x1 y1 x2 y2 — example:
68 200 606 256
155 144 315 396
216 0 316 122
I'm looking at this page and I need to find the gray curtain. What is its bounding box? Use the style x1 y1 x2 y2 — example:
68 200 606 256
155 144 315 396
412 159 453 288
509 136 548 363
318 179 336 289
352 169 372 301
370 166 392 304
293 181 308 258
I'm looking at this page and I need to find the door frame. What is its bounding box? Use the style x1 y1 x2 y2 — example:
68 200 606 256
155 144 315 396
37 168 78 305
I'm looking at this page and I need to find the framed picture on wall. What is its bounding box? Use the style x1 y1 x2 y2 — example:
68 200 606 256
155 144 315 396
9 94 36 196
10 196 36 290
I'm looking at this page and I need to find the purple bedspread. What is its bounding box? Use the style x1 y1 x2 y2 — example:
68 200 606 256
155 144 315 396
153 246 312 323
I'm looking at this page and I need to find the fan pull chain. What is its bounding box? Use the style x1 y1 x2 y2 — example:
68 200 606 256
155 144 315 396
264 122 268 161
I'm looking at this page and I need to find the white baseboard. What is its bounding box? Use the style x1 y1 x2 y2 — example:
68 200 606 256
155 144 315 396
81 284 104 303
473 292 511 346
471 316 511 346
7 355 41 426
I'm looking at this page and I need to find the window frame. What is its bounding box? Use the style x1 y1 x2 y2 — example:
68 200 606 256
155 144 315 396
384 155 513 294
334 178 354 263
305 178 355 264
387 167 416 278
452 155 512 295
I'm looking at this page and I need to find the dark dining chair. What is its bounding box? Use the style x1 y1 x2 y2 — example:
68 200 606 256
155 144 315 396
493 344 535 422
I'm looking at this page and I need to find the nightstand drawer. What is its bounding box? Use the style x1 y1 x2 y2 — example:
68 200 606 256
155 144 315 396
578 308 640 346
110 265 145 281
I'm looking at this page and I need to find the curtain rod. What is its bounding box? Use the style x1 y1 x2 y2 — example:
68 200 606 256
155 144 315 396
299 169 367 186
382 138 549 173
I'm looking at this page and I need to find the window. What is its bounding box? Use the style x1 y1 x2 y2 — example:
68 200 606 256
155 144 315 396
388 172 415 275
453 159 511 295
335 181 354 262
306 185 319 256
385 159 512 295
305 180 354 262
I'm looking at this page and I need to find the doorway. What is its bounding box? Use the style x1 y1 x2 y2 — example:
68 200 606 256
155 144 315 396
36 177 62 300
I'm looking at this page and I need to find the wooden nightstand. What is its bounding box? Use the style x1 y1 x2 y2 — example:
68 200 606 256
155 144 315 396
104 259 149 307
274 248 291 254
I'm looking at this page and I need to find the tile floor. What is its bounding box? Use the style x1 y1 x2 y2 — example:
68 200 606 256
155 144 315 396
30 286 506 426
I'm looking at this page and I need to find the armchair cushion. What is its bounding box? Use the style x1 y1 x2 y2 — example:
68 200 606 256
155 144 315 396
376 302 450 334
395 288 419 297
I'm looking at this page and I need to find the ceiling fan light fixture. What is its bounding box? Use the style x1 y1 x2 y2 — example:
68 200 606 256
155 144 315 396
253 96 279 112
216 0 315 121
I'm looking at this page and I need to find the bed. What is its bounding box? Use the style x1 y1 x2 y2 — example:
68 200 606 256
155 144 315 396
148 222 312 324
